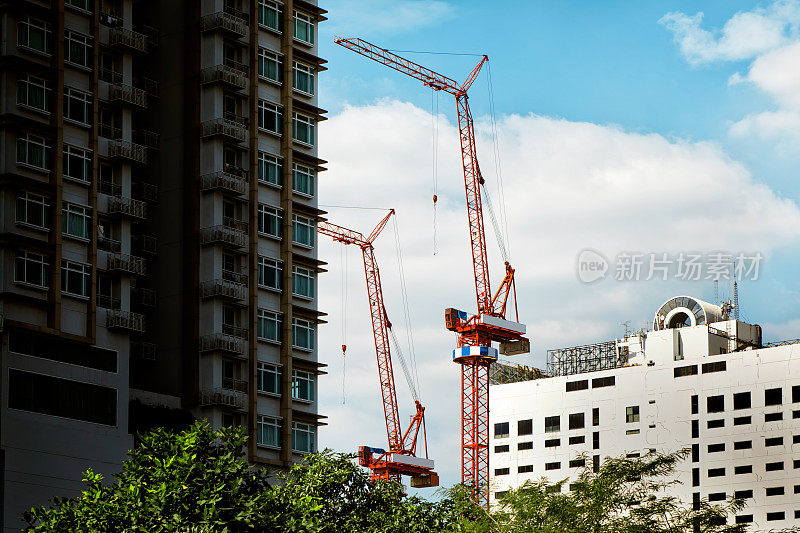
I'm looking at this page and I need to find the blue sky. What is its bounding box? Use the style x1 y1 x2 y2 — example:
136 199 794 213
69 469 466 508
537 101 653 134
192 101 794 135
316 0 800 491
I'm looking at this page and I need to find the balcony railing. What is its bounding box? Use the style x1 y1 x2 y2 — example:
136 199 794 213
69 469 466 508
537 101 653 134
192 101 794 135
132 234 158 254
222 324 248 339
106 309 145 332
134 76 159 98
99 124 122 140
223 216 248 233
199 225 247 248
131 341 157 360
133 182 159 202
133 129 160 150
200 118 247 142
106 253 147 276
200 11 248 37
107 196 147 219
99 67 123 84
97 236 121 253
199 279 247 301
222 377 248 393
200 61 247 89
109 140 148 165
99 180 122 197
132 286 157 307
109 26 148 53
222 269 248 285
138 25 159 50
96 294 121 309
109 83 147 108
200 170 248 196
199 333 245 355
199 387 246 410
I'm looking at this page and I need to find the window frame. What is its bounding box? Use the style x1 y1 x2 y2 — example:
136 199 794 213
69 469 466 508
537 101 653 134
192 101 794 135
291 369 315 402
256 309 282 344
257 204 283 239
258 152 282 187
17 74 51 114
16 191 51 230
63 87 93 126
17 17 52 55
625 405 640 423
258 100 283 135
292 10 315 44
292 162 315 197
61 259 91 298
257 362 281 396
292 265 315 299
257 256 282 291
292 317 315 351
63 145 92 184
258 48 283 84
256 415 281 448
64 30 92 69
14 251 50 289
292 214 315 247
292 112 315 146
62 202 91 240
258 0 283 32
292 421 316 453
292 61 315 95
17 133 51 171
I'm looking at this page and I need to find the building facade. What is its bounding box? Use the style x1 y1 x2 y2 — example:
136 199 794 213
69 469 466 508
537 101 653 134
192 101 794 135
490 295 800 530
0 1 326 530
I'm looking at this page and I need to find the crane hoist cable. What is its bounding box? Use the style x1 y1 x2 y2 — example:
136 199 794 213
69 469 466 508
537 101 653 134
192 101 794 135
341 242 348 404
392 215 422 399
431 88 440 256
486 61 511 261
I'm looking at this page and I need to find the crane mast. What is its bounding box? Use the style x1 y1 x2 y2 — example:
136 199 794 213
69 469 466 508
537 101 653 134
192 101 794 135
318 211 438 487
335 37 529 507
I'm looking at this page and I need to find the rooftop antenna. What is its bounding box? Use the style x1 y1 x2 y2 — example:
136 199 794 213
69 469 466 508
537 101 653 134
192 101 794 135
620 320 631 337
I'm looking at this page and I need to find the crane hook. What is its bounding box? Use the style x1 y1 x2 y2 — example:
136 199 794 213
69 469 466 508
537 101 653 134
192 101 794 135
342 344 347 356
433 194 438 204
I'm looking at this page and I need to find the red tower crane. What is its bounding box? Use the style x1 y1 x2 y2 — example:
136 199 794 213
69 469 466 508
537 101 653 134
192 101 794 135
335 37 529 507
318 210 439 488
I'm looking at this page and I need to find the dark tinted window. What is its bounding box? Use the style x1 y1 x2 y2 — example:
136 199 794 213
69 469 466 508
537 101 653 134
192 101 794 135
518 441 533 450
494 422 509 438
733 392 751 410
568 412 585 430
494 445 509 453
9 329 117 372
707 395 724 413
566 380 588 392
765 387 782 406
517 419 533 436
702 361 726 373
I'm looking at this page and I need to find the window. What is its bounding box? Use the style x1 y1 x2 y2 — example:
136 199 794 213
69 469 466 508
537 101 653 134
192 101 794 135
292 214 315 247
258 152 282 186
292 266 315 298
66 0 92 11
62 202 91 239
707 468 725 477
545 462 560 471
256 415 281 447
691 444 699 462
495 491 508 500
258 0 282 31
765 387 782 406
63 145 92 183
691 419 699 438
292 163 315 196
61 260 90 297
293 61 315 95
765 486 784 496
17 75 51 113
517 419 532 436
568 412 585 430
518 465 533 473
544 438 560 448
765 461 784 471
674 365 698 377
17 133 51 171
258 48 282 83
292 112 315 145
569 435 585 445
544 415 560 433
707 443 725 453
291 369 315 402
733 440 752 450
64 88 92 125
734 490 753 499
795 434 800 444
518 441 533 450
8 369 115 425
765 412 783 422
566 379 588 392
625 406 639 423
592 407 599 426
65 31 91 68
706 395 724 413
794 385 800 403
16 192 50 229
292 421 315 452
765 436 783 447
569 458 586 468
258 204 283 238
733 392 751 410
258 100 282 134
292 318 315 350
591 376 615 388
494 422 509 438
692 468 699 486
766 512 785 522
257 309 282 343
735 515 753 524
494 468 509 476
592 431 599 449
691 394 698 414
701 361 726 373
15 251 49 288
293 10 314 44
707 419 724 429
257 363 281 395
258 257 282 290
18 18 52 54
733 415 751 426
626 429 640 435
494 444 509 453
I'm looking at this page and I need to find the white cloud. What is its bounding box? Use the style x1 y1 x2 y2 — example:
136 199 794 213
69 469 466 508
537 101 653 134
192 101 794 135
661 1 800 148
325 0 453 36
317 100 800 490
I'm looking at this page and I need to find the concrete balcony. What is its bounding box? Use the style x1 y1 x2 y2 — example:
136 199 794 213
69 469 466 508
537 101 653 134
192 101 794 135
132 287 157 308
200 117 247 143
109 83 147 108
199 333 245 355
200 9 248 38
200 278 247 302
131 341 157 361
107 196 147 220
108 139 148 165
199 224 247 249
132 234 158 255
200 169 248 196
106 253 147 276
200 61 247 90
106 309 146 332
109 27 149 53
199 387 246 410
133 182 159 202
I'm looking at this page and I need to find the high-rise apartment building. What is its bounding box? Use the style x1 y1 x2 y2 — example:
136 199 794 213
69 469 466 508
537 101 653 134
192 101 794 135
0 1 326 530
490 295 800 530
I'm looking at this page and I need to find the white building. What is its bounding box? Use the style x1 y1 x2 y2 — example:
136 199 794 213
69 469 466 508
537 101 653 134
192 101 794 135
490 295 800 530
